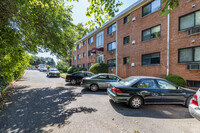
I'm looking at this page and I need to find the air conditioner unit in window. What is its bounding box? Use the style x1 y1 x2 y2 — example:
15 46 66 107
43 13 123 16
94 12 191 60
188 26 200 35
108 50 114 54
187 64 200 70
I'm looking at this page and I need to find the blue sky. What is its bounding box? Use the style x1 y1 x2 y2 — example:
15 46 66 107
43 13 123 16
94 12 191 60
37 0 138 63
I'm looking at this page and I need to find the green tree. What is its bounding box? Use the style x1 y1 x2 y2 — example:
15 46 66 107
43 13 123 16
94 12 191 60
0 0 76 91
85 0 179 27
56 61 69 73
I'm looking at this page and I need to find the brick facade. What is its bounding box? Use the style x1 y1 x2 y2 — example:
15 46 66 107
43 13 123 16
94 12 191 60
72 0 200 88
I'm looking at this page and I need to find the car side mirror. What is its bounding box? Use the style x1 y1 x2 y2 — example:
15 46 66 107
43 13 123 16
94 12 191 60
177 86 182 91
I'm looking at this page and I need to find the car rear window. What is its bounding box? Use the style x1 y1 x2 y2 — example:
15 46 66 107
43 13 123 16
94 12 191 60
120 77 137 86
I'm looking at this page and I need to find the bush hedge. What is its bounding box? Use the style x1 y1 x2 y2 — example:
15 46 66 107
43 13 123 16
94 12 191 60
164 75 186 87
89 63 108 74
67 67 86 73
67 66 76 74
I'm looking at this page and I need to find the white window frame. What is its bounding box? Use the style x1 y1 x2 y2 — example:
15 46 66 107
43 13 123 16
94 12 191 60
96 31 104 48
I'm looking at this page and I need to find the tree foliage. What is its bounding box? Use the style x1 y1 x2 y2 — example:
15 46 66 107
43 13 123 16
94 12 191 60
0 0 76 90
30 56 56 66
85 0 180 27
56 61 69 73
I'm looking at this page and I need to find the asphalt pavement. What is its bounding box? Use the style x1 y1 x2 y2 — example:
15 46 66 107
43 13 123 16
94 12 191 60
0 70 199 133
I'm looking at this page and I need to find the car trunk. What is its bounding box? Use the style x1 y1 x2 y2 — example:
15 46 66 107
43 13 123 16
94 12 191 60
197 89 200 109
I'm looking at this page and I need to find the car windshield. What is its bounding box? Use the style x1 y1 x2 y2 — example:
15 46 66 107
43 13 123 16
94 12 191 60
49 68 58 71
120 77 138 86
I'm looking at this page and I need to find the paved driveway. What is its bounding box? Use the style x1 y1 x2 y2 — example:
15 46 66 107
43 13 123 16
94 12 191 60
0 70 199 133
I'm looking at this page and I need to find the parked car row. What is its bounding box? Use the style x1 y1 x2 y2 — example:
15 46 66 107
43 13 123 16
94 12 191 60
65 71 199 121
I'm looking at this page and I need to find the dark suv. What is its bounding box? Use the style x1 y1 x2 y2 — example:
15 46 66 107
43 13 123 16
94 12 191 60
66 71 94 85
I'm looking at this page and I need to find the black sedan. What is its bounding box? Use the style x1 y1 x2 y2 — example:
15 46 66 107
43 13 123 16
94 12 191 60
66 71 94 85
107 76 196 109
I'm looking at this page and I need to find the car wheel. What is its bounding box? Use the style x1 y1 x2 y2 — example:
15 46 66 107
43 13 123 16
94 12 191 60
90 84 99 92
129 96 143 109
185 96 193 108
71 79 77 85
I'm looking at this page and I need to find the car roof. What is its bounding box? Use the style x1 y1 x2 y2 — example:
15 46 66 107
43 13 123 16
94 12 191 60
96 73 116 76
127 76 164 80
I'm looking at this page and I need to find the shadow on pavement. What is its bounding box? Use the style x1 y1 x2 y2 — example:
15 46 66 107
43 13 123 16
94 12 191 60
65 83 81 87
0 86 97 133
81 88 107 95
109 100 193 119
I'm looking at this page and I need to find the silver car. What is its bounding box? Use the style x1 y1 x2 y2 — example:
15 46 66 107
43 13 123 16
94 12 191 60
47 68 60 77
81 73 122 91
189 88 200 121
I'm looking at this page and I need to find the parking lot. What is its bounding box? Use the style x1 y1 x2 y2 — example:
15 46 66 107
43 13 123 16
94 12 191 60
0 70 199 133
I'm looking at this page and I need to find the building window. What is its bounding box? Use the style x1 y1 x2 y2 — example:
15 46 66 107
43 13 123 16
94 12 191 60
88 50 93 57
77 65 81 68
142 25 161 41
107 42 116 51
123 57 129 65
73 56 76 61
142 52 160 66
96 54 104 63
83 52 86 57
83 64 85 68
123 36 130 45
83 41 86 46
77 54 81 60
77 44 81 49
88 63 93 69
187 80 200 88
107 59 116 67
178 46 200 63
107 23 116 35
142 0 161 17
88 37 93 45
96 31 104 48
124 15 130 24
179 10 200 31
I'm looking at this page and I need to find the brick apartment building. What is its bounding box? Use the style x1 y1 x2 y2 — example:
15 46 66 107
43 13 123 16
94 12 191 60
72 0 200 88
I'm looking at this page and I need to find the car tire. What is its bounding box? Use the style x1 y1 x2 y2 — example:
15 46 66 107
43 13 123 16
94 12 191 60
129 96 143 109
71 79 77 85
185 96 193 108
90 84 99 92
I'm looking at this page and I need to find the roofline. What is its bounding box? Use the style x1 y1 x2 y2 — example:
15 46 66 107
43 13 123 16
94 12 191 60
75 0 150 44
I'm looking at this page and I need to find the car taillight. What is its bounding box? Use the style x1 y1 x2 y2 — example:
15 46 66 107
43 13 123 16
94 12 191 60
82 79 84 83
66 75 68 78
111 87 122 93
108 84 111 88
192 94 199 106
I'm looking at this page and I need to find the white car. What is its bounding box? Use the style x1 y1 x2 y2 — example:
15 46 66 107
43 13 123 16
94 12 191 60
189 89 200 121
40 67 47 72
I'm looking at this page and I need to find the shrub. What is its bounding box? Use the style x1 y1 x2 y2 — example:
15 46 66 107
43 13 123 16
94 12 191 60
67 66 76 74
89 63 108 74
164 75 186 87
